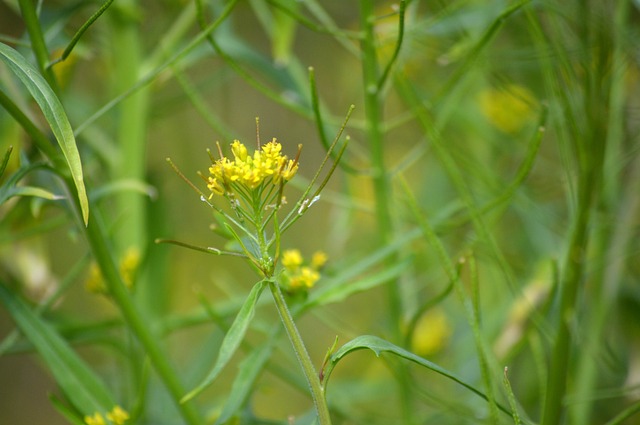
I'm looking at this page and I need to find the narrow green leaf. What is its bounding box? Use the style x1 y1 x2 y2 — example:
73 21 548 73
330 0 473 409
324 335 515 420
0 283 114 415
182 280 267 403
0 146 12 177
10 186 64 200
215 339 275 424
0 42 89 225
306 259 410 307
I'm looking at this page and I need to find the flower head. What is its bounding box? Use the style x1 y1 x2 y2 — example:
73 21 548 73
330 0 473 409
206 139 298 198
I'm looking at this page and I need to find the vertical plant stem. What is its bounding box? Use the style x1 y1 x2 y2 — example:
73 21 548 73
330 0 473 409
17 0 60 94
110 0 149 257
542 3 608 422
79 198 203 425
570 2 631 423
358 0 399 339
359 2 413 422
268 280 332 425
541 184 593 425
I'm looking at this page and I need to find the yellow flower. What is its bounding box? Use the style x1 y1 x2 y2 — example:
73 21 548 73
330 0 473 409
207 176 225 196
289 266 320 289
282 249 303 269
120 248 140 289
84 406 130 425
85 262 107 294
85 248 140 295
477 84 536 134
281 249 327 291
231 139 248 161
84 412 106 425
411 308 452 356
106 406 130 425
205 139 298 197
310 251 328 269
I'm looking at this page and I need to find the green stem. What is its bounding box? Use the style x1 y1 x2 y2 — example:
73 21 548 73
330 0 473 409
359 0 398 336
17 0 60 94
541 183 593 425
359 2 412 423
542 4 608 421
0 88 59 161
268 280 332 425
79 201 203 425
110 0 149 256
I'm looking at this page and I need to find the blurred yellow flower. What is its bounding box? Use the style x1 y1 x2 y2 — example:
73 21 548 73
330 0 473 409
411 308 452 356
50 48 79 88
311 251 328 269
85 247 140 295
84 412 106 425
477 84 536 134
282 249 303 269
281 249 327 291
84 406 130 425
106 405 130 425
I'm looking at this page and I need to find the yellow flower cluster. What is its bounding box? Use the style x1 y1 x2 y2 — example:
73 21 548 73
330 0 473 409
84 406 130 425
281 249 327 291
207 139 299 196
85 248 140 294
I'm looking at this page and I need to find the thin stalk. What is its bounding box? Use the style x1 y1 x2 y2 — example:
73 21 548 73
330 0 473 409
0 88 59 161
359 2 412 423
358 0 398 336
79 198 203 425
571 2 632 423
542 3 608 421
268 280 332 425
17 0 60 94
541 179 594 425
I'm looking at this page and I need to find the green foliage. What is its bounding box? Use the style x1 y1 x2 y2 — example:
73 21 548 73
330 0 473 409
1 0 640 424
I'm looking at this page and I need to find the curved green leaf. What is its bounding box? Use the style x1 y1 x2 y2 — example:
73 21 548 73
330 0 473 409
324 335 517 420
181 279 267 403
0 42 89 225
0 283 114 416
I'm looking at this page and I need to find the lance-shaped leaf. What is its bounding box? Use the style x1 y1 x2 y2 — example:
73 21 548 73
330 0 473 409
323 335 516 420
0 42 89 225
215 338 275 424
0 284 114 417
182 279 267 403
